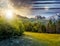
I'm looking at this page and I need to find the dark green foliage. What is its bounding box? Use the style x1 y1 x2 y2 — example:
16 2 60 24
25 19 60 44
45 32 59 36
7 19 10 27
56 20 60 33
24 19 60 34
46 20 60 33
41 25 46 33
24 21 46 33
0 18 24 39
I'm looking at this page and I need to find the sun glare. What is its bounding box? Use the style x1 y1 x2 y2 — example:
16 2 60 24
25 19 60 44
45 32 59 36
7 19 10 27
5 9 14 20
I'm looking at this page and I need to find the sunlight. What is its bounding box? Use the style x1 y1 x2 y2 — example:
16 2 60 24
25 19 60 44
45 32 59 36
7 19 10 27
5 9 14 20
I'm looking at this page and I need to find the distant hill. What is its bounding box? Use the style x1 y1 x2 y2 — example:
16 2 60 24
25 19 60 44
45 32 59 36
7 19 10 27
35 15 45 20
49 14 60 22
17 15 28 19
16 14 48 24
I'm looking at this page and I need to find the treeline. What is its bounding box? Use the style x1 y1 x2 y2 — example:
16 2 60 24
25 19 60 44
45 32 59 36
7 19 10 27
23 20 60 34
0 17 60 39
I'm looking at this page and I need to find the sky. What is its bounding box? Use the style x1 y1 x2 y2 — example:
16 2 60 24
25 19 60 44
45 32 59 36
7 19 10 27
0 0 60 18
31 0 60 18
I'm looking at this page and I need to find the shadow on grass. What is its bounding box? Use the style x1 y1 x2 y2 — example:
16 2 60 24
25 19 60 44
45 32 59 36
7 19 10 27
0 34 50 46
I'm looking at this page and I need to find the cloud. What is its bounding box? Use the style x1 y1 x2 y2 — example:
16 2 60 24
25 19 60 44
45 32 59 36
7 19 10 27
0 0 8 9
9 0 32 16
10 0 32 8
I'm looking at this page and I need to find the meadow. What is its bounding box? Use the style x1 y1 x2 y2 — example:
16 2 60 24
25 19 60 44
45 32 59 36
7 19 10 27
24 32 60 46
0 32 60 46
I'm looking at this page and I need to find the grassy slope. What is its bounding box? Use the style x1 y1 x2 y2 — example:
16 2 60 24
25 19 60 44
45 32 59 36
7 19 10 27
24 32 60 46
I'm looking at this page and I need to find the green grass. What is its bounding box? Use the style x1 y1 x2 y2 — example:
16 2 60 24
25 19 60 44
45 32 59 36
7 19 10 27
24 32 60 46
0 32 60 46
